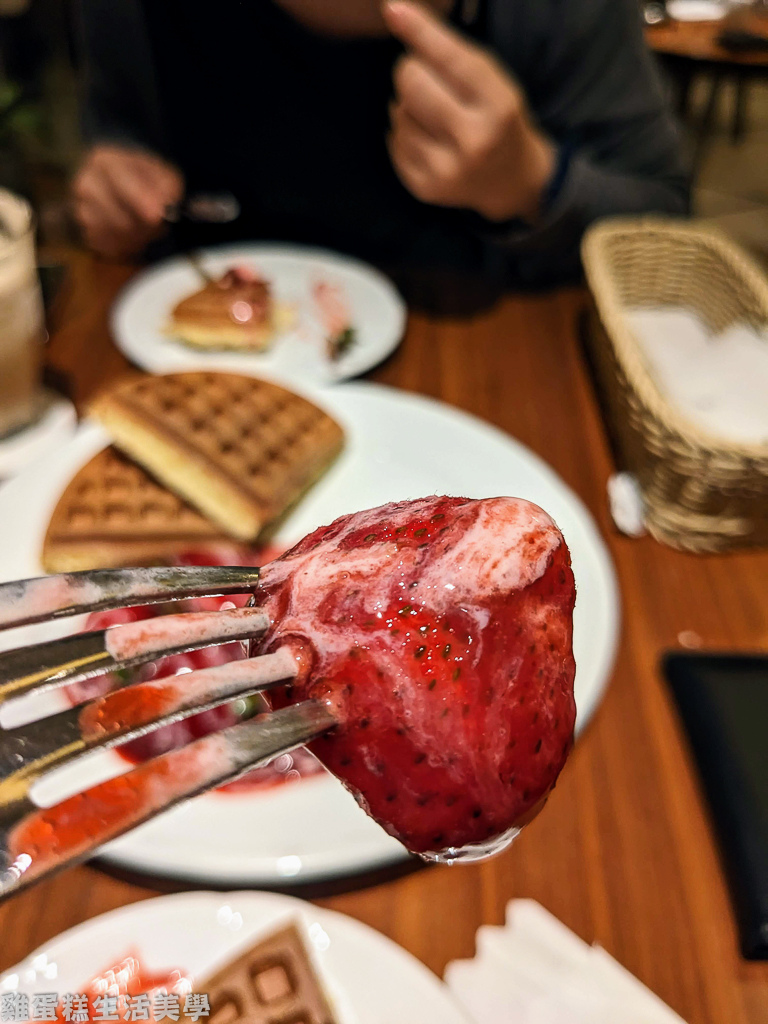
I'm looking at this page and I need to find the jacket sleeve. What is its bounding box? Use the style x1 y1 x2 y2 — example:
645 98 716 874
484 0 690 279
74 0 166 154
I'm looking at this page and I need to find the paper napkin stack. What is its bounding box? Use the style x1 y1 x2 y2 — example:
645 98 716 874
444 900 686 1024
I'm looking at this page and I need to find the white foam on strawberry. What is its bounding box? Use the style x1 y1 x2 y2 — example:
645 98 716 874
417 498 561 601
258 496 563 668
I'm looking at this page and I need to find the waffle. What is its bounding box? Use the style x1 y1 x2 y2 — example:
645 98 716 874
42 447 234 572
89 372 345 542
185 922 338 1024
167 269 293 351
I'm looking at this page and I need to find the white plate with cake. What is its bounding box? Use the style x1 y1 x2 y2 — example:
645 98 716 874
111 244 407 385
0 376 619 887
1 890 471 1024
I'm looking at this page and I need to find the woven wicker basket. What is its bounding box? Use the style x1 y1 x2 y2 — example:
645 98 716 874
581 217 768 553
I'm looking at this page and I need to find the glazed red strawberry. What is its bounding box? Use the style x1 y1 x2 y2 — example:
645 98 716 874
254 495 576 859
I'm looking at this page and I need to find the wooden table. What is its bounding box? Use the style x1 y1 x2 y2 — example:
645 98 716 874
647 12 768 67
2 254 768 1023
646 12 768 161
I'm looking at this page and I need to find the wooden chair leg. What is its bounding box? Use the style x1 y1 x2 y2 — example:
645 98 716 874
677 67 695 121
732 76 749 144
694 72 724 171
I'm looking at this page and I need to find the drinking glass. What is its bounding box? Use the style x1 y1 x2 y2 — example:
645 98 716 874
0 189 45 440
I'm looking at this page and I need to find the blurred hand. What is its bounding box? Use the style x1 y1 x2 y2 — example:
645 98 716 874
384 0 555 223
72 145 184 260
273 0 452 37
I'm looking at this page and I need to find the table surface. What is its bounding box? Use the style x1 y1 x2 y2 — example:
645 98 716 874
646 12 768 66
2 254 768 1024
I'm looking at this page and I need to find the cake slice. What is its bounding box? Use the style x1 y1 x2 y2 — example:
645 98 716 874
167 266 292 351
184 921 339 1024
42 447 233 573
89 372 345 542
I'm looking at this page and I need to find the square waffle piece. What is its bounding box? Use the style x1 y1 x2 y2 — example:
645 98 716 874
89 372 345 542
184 922 339 1024
42 446 234 573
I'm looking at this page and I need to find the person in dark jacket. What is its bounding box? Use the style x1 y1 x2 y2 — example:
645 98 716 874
72 0 688 285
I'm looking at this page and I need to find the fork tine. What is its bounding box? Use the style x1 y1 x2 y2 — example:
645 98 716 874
0 607 270 707
0 648 299 792
0 566 262 632
0 700 336 901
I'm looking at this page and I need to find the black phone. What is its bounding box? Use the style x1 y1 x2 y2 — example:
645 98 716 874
663 653 768 959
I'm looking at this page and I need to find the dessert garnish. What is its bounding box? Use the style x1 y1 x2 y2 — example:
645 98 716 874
313 280 357 361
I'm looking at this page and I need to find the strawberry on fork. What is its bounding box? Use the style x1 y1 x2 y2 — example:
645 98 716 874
254 495 576 859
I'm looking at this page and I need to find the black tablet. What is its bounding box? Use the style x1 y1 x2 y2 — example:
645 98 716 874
664 653 768 959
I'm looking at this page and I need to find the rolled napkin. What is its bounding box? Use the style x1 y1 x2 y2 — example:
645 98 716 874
444 900 686 1024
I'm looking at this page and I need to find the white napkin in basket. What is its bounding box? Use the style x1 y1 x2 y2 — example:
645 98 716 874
628 307 768 447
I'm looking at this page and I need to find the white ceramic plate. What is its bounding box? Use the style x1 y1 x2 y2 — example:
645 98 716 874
111 244 406 385
1 890 471 1024
0 382 620 886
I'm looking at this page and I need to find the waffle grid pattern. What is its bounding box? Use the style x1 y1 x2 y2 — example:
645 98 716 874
110 373 344 513
48 447 225 541
184 924 337 1024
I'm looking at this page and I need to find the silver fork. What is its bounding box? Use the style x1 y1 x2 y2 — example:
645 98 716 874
0 567 336 902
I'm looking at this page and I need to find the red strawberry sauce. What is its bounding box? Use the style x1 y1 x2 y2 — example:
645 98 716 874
61 544 324 794
53 951 190 1021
